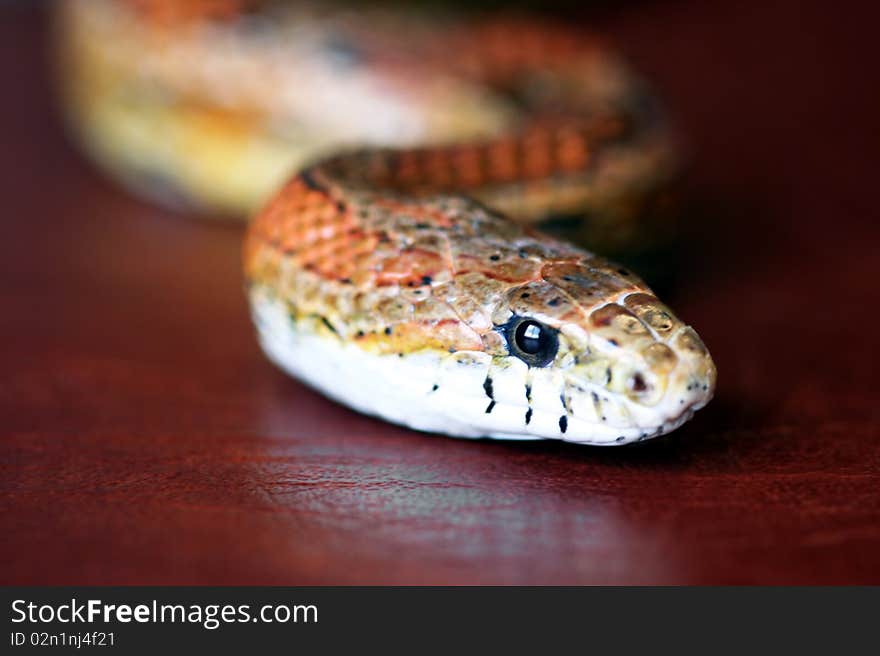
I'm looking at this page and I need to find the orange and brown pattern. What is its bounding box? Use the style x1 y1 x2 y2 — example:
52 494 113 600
244 146 701 367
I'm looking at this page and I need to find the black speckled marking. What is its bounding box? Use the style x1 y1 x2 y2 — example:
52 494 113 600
299 170 324 192
300 170 343 211
485 401 496 414
525 408 533 425
591 390 603 420
319 316 338 335
431 383 439 392
483 376 494 400
559 416 568 433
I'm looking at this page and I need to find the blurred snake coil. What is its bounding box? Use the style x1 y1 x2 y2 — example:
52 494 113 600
58 0 716 445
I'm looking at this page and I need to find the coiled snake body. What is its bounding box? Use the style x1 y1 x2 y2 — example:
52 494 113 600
63 1 717 444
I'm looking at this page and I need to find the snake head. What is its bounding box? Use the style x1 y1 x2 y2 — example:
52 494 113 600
486 258 716 444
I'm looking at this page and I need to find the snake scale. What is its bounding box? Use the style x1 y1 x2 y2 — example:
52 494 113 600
64 0 717 444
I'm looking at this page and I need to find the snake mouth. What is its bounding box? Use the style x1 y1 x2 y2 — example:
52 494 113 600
642 407 697 442
549 380 712 445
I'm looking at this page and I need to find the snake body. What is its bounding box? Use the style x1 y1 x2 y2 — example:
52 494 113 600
243 11 716 445
60 1 716 444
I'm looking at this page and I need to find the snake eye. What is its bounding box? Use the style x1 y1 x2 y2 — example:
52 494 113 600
505 316 559 367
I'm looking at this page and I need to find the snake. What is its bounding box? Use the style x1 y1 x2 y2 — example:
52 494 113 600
60 0 717 445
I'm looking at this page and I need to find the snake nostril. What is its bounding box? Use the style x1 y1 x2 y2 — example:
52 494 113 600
629 372 648 393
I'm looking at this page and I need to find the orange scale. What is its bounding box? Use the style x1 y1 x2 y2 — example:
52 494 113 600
556 133 590 172
326 243 358 265
487 142 519 182
275 214 300 233
316 253 345 274
315 239 344 257
307 215 327 232
315 224 337 241
427 320 484 352
252 221 275 245
376 248 444 285
346 229 371 247
338 215 357 230
366 153 393 179
422 152 454 187
350 252 377 274
313 263 341 281
317 203 342 221
394 152 422 183
278 233 302 252
351 243 378 262
523 149 553 179
345 224 369 239
300 228 328 247
451 147 485 187
303 188 329 204
349 241 376 262
270 223 296 243
290 210 315 230
493 257 543 282
309 242 332 259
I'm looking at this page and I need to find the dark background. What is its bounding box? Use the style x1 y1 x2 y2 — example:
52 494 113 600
2 1 878 584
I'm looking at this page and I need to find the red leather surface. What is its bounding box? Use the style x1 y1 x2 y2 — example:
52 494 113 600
2 1 878 584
